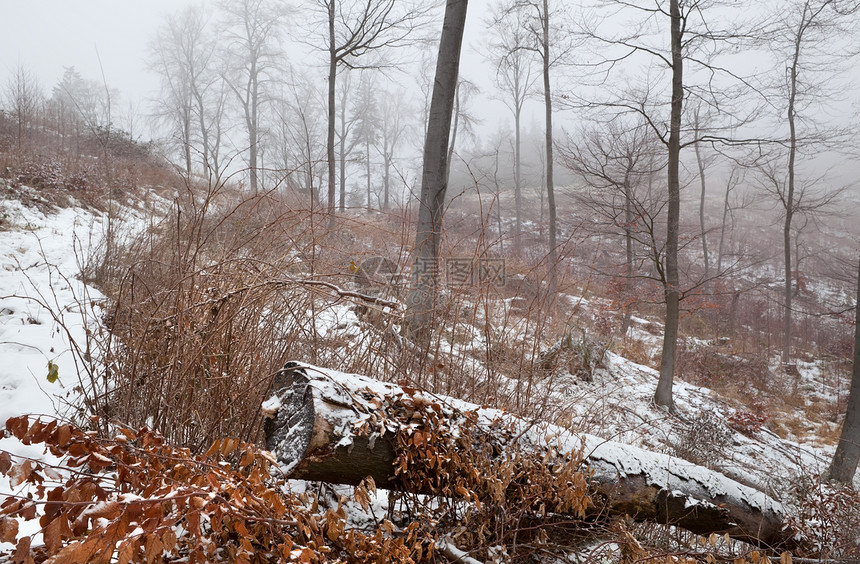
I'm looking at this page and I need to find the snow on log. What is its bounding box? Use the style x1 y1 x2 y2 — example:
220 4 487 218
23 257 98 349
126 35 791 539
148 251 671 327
263 362 790 548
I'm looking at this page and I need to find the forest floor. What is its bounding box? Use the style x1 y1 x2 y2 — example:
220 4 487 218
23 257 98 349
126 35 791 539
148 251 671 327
0 187 856 559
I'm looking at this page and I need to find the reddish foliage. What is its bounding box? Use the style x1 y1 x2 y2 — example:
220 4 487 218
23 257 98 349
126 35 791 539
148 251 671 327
727 409 768 435
0 415 421 563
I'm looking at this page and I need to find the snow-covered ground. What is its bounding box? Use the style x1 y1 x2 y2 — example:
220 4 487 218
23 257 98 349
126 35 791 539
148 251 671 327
299 280 848 505
539 352 833 497
0 193 854 556
0 198 109 551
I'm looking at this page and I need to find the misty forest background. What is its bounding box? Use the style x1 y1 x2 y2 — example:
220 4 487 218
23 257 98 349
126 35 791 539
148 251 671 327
2 0 860 561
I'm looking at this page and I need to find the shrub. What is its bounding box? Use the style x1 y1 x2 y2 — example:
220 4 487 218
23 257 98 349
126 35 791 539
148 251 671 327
0 415 421 563
785 475 860 558
90 187 331 450
672 411 733 468
727 408 769 436
676 345 776 398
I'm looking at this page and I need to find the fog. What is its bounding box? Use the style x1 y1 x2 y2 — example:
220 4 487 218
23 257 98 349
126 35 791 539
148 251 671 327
1 0 858 193
0 1 195 106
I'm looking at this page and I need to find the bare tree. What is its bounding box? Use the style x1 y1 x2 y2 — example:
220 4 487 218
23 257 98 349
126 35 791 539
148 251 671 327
307 0 427 226
486 2 538 257
4 64 43 152
274 75 327 206
517 0 571 294
335 70 358 211
760 0 859 365
578 0 765 410
446 78 480 186
488 135 508 254
561 118 665 335
715 166 754 278
416 49 436 137
404 0 468 343
219 0 287 193
654 0 684 410
150 7 211 178
204 79 231 183
159 6 226 182
691 104 719 291
757 156 843 351
350 73 381 211
377 86 410 210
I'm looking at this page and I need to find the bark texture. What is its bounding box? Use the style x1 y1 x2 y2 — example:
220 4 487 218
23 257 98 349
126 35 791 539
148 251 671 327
540 0 558 295
828 257 860 483
264 362 791 549
404 0 468 342
654 0 683 410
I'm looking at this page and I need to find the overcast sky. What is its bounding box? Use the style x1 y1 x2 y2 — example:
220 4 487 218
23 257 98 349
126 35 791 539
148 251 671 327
0 1 201 107
0 1 507 129
2 1 857 188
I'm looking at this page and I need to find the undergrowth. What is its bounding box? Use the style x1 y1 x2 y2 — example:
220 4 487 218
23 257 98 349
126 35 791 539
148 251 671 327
56 173 588 451
2 158 858 561
0 415 426 563
1 401 591 563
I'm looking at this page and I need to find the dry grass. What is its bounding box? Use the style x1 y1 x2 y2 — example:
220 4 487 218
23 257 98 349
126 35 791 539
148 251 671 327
613 336 656 368
57 168 590 450
5 95 860 563
83 184 327 449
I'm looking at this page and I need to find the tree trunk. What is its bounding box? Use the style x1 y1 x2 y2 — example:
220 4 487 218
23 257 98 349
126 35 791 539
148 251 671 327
247 63 259 194
193 90 212 183
264 362 790 549
782 16 802 365
182 106 193 179
338 85 348 212
494 148 505 255
539 150 545 243
729 290 741 340
621 172 634 336
327 1 338 228
783 194 794 365
654 0 683 411
828 257 860 483
365 140 372 211
446 81 461 186
404 0 468 343
514 104 522 257
717 171 733 277
383 150 391 210
541 0 558 296
693 110 709 290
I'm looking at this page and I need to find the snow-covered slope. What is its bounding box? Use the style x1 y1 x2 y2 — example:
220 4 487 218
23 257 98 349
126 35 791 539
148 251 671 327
0 198 108 550
0 194 853 556
538 352 833 498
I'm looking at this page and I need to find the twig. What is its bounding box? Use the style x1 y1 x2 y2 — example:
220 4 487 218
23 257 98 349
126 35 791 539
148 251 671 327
292 278 400 309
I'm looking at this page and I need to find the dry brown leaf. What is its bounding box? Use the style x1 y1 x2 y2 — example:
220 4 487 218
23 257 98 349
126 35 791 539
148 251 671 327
115 538 139 564
0 450 12 474
8 460 32 488
0 516 18 544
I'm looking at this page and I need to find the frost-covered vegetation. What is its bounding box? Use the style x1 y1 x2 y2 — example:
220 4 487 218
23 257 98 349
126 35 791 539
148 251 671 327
1 135 859 561
2 5 860 557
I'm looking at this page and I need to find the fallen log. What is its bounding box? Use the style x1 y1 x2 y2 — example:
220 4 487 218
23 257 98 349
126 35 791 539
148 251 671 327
263 362 791 549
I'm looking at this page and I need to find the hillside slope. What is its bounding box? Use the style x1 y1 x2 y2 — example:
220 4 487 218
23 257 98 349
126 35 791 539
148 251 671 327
0 190 857 560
